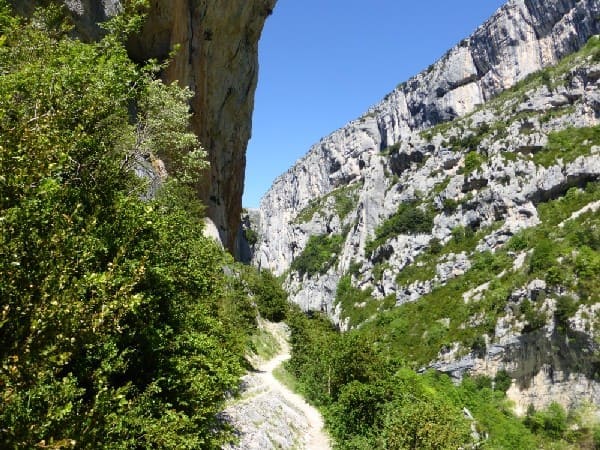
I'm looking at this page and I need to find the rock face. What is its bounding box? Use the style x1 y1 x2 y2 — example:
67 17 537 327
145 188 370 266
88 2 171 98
254 0 600 413
255 0 600 274
12 0 276 252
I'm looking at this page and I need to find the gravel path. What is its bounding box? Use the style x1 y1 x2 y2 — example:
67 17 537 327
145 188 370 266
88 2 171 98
222 322 331 449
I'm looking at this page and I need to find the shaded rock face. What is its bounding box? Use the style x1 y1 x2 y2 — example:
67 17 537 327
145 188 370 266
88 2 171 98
255 0 600 274
12 0 276 253
129 0 276 253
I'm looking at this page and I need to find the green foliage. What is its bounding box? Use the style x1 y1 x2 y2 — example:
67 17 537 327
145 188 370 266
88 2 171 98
135 79 207 184
0 6 254 448
380 393 472 449
429 237 443 254
533 125 600 168
529 239 556 274
293 184 359 224
494 369 513 393
463 150 486 174
291 233 345 277
442 196 460 213
366 202 434 255
525 402 568 440
554 295 578 333
222 264 288 325
244 227 258 246
285 308 540 449
520 299 547 332
248 269 289 322
335 275 395 328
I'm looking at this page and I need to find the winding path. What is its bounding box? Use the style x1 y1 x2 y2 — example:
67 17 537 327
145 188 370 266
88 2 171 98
222 322 331 449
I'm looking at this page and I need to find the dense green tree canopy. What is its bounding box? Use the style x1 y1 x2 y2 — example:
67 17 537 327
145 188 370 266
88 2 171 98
0 3 253 448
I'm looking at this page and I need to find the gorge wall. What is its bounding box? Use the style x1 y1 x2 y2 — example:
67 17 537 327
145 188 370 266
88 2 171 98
255 0 600 274
253 0 600 413
12 0 276 252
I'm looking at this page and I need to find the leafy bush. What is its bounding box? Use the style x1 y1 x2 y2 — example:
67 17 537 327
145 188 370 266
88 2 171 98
494 369 513 393
291 233 344 277
524 402 568 440
0 5 250 447
249 269 289 322
366 202 434 255
554 296 578 332
381 394 472 449
529 239 556 274
463 150 486 174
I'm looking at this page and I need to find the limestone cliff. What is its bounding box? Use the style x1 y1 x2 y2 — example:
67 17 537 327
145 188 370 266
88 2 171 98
255 0 600 274
254 0 600 413
12 0 276 252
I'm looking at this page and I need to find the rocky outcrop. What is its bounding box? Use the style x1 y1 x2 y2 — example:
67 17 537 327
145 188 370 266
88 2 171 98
255 0 600 274
12 0 276 252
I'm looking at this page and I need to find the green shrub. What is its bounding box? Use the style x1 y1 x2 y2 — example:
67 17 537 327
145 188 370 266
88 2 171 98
463 150 485 174
525 402 568 440
554 296 578 333
494 370 513 393
366 202 434 254
442 197 460 213
381 396 472 449
0 5 247 447
291 233 345 277
529 239 556 274
244 227 258 246
520 299 547 332
250 270 288 322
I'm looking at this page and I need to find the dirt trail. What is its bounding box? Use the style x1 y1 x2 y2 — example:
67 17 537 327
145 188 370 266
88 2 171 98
222 322 331 449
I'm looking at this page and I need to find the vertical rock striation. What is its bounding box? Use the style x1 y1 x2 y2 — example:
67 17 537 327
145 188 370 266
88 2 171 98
128 0 276 253
12 0 276 253
255 0 600 274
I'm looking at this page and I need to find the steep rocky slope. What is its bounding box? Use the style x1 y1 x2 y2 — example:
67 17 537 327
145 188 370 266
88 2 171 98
254 0 600 412
255 0 599 274
12 0 276 252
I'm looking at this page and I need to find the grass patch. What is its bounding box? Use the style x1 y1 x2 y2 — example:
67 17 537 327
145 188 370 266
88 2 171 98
250 326 281 361
273 364 302 393
533 125 600 168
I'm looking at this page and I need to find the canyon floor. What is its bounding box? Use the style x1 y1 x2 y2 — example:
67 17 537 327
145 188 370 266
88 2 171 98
222 321 331 450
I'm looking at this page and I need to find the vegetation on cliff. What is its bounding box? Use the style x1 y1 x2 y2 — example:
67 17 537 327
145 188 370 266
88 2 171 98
281 36 600 449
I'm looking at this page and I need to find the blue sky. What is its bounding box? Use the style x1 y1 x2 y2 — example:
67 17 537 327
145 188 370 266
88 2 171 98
243 0 506 208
